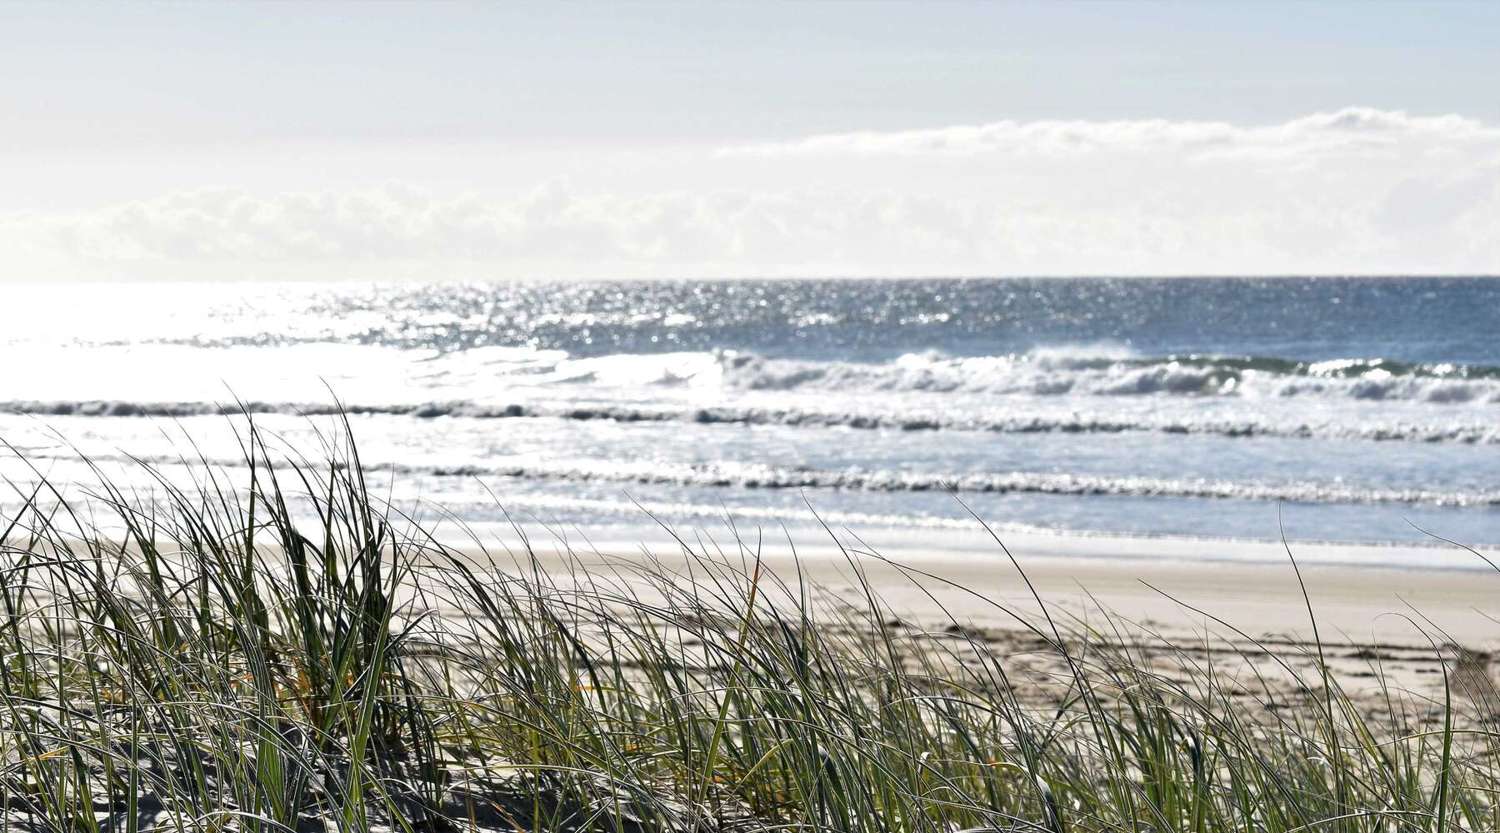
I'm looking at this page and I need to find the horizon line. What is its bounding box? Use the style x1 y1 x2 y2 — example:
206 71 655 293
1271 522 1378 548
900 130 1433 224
10 273 1500 285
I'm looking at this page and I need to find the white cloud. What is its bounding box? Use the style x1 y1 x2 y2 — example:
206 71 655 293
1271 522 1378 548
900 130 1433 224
720 107 1500 161
3 108 1500 279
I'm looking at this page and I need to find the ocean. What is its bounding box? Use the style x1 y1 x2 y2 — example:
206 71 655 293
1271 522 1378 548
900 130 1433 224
3 277 1497 561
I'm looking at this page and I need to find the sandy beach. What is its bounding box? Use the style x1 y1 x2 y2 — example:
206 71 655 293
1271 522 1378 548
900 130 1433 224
464 526 1500 713
489 526 1500 643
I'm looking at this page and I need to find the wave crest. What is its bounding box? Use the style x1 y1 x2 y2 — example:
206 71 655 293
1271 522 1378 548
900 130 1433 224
714 349 1500 402
5 398 1499 445
30 450 1497 508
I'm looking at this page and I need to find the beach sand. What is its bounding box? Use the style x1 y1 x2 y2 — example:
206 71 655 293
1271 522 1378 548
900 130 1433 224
467 525 1500 711
488 526 1500 642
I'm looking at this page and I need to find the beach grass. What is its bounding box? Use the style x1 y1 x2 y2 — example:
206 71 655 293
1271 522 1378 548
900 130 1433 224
0 415 1494 832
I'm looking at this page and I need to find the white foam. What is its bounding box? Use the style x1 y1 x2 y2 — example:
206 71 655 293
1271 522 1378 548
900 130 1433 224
21 449 1496 508
714 349 1500 403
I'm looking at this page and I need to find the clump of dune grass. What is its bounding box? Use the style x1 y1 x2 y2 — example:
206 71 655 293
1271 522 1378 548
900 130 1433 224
0 412 1495 832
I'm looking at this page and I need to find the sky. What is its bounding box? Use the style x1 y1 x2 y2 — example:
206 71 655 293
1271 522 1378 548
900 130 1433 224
3 1 1500 281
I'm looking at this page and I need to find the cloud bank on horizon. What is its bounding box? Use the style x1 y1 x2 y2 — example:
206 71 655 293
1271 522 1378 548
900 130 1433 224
722 108 1498 159
4 107 1499 281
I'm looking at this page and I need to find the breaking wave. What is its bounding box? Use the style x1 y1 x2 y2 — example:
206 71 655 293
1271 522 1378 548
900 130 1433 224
29 450 1500 507
4 398 1499 445
29 451 1500 508
405 462 1500 507
714 350 1500 403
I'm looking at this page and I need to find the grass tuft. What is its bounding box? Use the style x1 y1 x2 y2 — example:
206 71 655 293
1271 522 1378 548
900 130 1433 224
0 413 1491 832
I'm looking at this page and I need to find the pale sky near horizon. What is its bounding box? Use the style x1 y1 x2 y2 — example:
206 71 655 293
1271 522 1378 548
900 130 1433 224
4 1 1500 280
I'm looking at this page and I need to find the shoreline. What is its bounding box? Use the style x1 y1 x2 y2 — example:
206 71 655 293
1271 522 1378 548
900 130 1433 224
460 524 1500 648
445 515 1500 569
